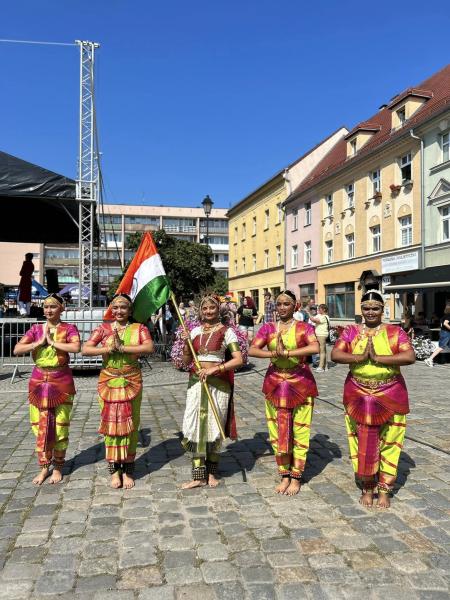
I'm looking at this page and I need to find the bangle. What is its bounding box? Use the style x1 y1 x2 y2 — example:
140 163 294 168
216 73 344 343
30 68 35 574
219 363 226 373
283 349 288 358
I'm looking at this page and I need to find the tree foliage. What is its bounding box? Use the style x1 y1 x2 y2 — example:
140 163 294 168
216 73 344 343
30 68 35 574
112 230 219 300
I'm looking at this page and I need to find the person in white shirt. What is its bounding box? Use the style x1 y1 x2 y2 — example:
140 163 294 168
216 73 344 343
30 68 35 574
310 304 330 372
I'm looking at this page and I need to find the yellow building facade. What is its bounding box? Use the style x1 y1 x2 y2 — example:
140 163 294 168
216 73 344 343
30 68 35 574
227 174 286 311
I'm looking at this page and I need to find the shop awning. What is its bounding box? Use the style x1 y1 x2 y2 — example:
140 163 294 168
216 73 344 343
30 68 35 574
384 281 450 290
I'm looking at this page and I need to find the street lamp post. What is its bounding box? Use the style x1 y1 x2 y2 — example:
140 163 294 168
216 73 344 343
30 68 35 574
201 194 214 246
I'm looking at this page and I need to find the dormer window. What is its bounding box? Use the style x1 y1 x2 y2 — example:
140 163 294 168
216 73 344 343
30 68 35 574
345 123 381 158
397 107 406 126
389 88 433 130
350 139 357 156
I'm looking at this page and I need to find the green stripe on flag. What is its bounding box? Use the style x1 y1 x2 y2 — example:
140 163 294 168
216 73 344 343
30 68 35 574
132 275 170 323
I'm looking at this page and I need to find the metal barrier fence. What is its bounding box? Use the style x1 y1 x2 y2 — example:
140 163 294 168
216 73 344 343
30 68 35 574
0 317 173 384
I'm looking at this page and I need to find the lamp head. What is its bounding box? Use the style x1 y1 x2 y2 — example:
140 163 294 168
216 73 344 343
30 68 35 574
202 194 214 216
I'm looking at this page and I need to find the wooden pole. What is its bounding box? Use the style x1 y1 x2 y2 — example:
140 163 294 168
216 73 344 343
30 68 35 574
170 292 226 441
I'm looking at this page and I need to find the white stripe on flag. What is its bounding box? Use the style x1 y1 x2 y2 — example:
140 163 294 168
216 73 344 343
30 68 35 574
130 254 166 300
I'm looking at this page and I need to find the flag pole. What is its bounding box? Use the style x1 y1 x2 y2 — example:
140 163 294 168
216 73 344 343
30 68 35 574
170 292 226 441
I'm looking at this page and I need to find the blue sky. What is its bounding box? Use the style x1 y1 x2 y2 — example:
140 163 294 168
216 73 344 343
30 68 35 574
2 1 449 209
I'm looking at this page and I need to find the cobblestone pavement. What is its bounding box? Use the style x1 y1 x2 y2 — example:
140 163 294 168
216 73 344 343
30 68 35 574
0 359 449 599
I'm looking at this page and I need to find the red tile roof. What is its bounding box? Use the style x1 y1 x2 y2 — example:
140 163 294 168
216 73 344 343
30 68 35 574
292 64 450 197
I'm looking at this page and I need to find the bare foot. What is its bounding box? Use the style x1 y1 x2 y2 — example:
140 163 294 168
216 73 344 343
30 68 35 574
33 467 50 486
376 492 391 509
208 473 220 488
181 479 207 490
122 473 135 489
110 471 122 489
359 489 374 507
285 479 301 496
275 477 291 494
49 468 63 484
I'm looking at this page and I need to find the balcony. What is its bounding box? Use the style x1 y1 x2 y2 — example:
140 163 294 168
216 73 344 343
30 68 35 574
163 225 197 233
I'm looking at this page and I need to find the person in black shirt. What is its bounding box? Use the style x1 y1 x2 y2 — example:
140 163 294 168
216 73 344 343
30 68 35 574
237 296 258 342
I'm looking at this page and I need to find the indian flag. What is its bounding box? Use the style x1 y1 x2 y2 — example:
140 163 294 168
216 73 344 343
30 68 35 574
104 232 170 323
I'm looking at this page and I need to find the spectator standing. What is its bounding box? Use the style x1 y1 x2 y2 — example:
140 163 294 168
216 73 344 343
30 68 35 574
263 292 276 323
18 252 34 317
425 303 450 367
310 304 330 372
237 296 258 342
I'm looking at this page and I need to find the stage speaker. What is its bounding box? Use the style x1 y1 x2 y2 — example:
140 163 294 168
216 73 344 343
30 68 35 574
45 269 59 293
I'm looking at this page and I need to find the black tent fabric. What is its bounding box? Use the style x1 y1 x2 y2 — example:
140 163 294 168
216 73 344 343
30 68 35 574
0 151 86 244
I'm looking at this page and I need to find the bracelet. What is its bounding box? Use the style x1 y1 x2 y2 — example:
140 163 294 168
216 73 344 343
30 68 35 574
283 349 288 358
219 363 226 373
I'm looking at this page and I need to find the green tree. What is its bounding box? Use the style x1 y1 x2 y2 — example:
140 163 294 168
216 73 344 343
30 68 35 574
113 230 219 300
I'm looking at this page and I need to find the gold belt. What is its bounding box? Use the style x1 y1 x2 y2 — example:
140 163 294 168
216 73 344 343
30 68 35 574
351 375 397 390
272 365 303 374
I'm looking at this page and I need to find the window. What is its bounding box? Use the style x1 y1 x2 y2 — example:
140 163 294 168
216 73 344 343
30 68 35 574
234 260 238 274
346 183 354 208
304 241 311 265
105 232 122 244
252 253 256 272
252 216 257 236
241 222 246 240
371 225 381 253
325 194 333 216
325 282 355 319
399 215 412 246
264 249 269 269
441 206 450 241
371 169 381 195
291 245 298 268
305 202 311 226
251 289 259 311
346 233 355 259
125 215 159 226
397 107 406 126
400 153 412 183
292 209 298 230
208 236 229 245
264 209 270 229
242 257 246 273
276 245 281 266
350 139 357 155
442 132 449 163
234 227 238 244
276 203 282 224
299 284 315 304
325 240 333 263
100 215 122 225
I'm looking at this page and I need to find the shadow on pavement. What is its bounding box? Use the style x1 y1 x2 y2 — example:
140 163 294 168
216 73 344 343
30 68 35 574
134 431 185 480
394 450 416 493
303 433 342 483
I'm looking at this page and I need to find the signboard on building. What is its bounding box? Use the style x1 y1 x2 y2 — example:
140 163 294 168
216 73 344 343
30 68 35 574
381 251 419 274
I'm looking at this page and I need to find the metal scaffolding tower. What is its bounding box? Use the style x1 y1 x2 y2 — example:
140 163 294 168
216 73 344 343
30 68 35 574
76 40 100 308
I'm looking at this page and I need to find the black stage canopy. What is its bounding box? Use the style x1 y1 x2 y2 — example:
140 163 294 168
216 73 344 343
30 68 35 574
0 151 87 244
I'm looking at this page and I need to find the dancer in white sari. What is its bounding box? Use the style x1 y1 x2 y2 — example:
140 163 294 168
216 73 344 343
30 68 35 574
179 294 243 489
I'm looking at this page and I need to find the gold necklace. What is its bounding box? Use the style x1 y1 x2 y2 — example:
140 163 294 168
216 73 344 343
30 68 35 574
360 323 381 338
277 319 295 335
199 322 221 354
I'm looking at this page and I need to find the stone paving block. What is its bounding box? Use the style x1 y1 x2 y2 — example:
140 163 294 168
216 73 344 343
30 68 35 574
34 571 76 595
119 545 157 569
8 545 47 563
200 560 237 583
212 582 245 600
0 580 34 599
92 592 135 600
164 566 203 585
241 565 275 584
1 561 42 581
158 535 194 551
266 552 306 568
42 553 79 572
163 550 196 569
245 584 277 600
14 531 49 547
117 566 163 589
46 536 84 554
408 572 449 591
387 552 430 574
196 543 228 562
79 555 118 576
137 586 175 599
76 575 117 592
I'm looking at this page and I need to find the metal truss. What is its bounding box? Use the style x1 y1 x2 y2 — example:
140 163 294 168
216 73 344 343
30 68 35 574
75 40 100 308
